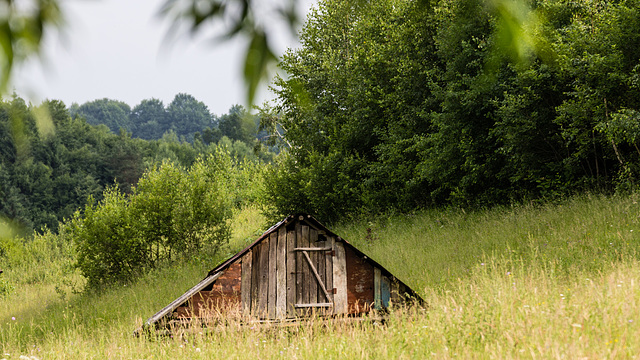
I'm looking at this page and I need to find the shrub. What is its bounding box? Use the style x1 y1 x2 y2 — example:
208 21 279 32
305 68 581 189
67 149 234 290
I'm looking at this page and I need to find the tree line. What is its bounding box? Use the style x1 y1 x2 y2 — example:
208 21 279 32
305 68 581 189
262 0 640 222
0 95 273 236
70 93 263 144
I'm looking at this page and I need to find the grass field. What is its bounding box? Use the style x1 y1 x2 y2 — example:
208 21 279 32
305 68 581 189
1 195 640 359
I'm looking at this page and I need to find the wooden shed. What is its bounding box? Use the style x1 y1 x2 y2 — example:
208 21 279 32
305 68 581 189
142 214 421 330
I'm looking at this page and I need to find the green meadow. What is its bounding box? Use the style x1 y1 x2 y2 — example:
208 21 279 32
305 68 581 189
2 194 640 359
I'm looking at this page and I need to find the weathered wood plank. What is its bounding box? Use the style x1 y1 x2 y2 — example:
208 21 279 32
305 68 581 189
241 250 252 315
295 303 333 308
251 243 261 316
301 225 311 309
374 267 382 310
286 229 296 317
333 241 348 314
293 247 332 251
325 236 334 307
317 240 326 304
258 237 270 318
276 227 287 318
268 232 277 318
309 228 318 305
295 223 304 316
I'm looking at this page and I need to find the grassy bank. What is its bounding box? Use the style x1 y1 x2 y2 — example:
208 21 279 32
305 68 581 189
1 195 639 358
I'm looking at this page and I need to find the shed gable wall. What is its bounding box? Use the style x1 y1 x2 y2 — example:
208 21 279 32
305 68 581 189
159 217 419 326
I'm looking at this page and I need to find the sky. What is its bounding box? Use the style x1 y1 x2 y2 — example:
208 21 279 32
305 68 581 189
14 0 314 116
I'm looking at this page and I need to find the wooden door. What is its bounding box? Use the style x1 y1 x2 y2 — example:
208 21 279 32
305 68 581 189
241 221 348 319
293 224 333 315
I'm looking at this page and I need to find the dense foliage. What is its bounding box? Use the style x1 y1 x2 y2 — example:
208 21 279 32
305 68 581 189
0 95 274 235
66 151 239 289
70 93 270 145
264 0 640 222
0 97 151 233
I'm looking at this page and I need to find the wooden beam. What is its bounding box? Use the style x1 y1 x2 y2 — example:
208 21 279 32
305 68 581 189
258 238 269 318
268 232 277 318
309 229 318 305
295 303 333 308
301 225 311 309
276 227 287 318
333 241 348 314
286 229 296 317
295 223 304 316
250 243 260 317
325 236 334 307
241 250 253 315
317 239 326 305
293 247 333 251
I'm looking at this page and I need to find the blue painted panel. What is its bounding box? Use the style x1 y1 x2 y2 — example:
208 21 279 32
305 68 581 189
381 276 391 308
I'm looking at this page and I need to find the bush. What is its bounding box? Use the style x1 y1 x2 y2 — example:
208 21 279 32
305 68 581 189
66 149 235 290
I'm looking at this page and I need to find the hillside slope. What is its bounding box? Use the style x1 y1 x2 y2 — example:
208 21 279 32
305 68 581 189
1 195 639 358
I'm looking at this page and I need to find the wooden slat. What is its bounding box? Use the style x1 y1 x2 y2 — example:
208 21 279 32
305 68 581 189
374 267 382 310
293 247 332 251
276 227 287 318
309 228 318 305
250 243 260 316
295 223 304 315
295 303 333 308
268 232 277 318
241 250 252 315
333 241 348 314
302 251 332 303
301 225 311 308
381 275 391 308
317 240 326 304
286 229 296 317
258 237 269 318
325 236 334 307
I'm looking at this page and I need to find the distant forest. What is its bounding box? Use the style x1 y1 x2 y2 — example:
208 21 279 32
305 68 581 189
69 93 264 144
0 94 274 234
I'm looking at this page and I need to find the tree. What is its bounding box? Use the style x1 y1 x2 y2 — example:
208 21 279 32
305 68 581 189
129 98 167 140
73 98 133 134
218 104 256 143
166 93 214 141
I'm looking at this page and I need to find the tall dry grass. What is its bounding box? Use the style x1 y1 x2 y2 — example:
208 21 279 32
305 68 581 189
1 195 639 358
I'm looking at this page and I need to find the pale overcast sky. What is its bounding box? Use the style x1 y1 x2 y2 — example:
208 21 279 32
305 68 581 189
14 0 314 116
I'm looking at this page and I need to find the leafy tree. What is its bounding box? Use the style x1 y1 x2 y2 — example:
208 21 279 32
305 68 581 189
218 104 256 143
130 98 167 140
73 98 133 134
166 93 214 141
